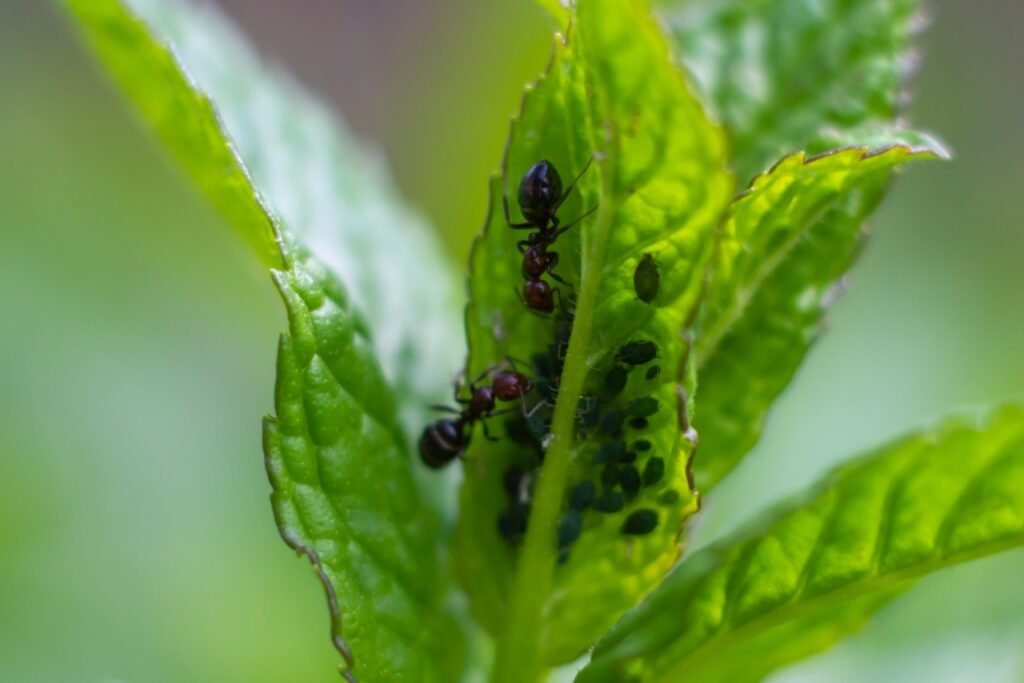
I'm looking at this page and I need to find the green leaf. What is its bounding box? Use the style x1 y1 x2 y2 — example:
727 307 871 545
265 255 463 683
666 0 930 181
60 0 281 268
63 0 465 434
661 0 947 491
577 405 1024 683
63 0 467 679
693 142 942 489
458 0 732 675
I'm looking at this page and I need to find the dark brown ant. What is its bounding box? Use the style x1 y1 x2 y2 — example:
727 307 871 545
419 365 536 469
504 159 596 313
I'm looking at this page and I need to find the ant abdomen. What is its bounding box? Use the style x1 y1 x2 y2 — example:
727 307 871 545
419 419 465 469
518 160 563 227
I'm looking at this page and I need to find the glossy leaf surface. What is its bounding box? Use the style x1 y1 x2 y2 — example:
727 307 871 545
693 142 942 488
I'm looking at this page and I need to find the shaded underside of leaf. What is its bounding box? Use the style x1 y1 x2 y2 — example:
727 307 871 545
63 0 469 678
264 255 463 683
667 0 926 182
578 405 1024 683
62 0 282 267
67 0 465 438
693 142 941 489
460 0 733 669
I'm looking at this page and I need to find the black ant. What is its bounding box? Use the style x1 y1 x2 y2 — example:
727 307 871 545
504 159 596 313
419 365 536 469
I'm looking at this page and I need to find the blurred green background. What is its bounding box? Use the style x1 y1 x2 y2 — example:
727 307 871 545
1 1 1021 681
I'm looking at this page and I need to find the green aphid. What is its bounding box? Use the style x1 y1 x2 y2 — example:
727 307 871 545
601 463 620 487
633 253 660 303
615 340 658 366
558 509 584 548
594 441 626 464
594 491 625 513
568 481 597 510
657 489 680 505
628 396 659 418
642 457 665 486
600 409 625 437
604 365 628 397
619 465 641 500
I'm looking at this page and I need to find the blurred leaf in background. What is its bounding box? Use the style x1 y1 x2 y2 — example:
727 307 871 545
1 0 1022 682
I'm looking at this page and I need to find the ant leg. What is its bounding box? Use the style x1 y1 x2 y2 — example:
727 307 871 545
544 252 570 285
525 399 551 420
502 355 535 372
517 240 531 254
553 288 577 319
470 367 495 385
480 420 499 442
553 157 594 211
504 195 535 230
552 205 598 239
429 404 462 415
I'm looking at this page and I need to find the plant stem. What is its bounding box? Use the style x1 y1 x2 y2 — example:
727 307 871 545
491 178 614 683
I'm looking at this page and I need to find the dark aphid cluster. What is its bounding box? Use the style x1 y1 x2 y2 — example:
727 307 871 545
506 160 596 313
542 338 669 559
419 364 535 469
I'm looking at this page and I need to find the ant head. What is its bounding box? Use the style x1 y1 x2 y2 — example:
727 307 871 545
518 160 563 224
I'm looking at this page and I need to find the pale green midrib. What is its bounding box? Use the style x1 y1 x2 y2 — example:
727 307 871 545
652 532 1024 682
493 171 619 683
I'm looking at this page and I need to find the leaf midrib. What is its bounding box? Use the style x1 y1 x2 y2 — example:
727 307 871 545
654 532 1024 682
493 164 618 683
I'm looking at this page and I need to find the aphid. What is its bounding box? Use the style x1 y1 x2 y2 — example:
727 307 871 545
558 509 584 548
505 160 597 313
642 457 665 486
621 450 637 465
616 340 659 366
628 397 660 419
600 409 625 437
632 439 652 452
622 509 659 536
498 502 530 544
633 253 660 303
594 491 625 513
601 463 620 488
619 465 641 501
629 417 650 430
419 366 534 469
604 365 628 397
658 489 681 505
569 481 597 510
594 440 626 464
645 365 661 381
